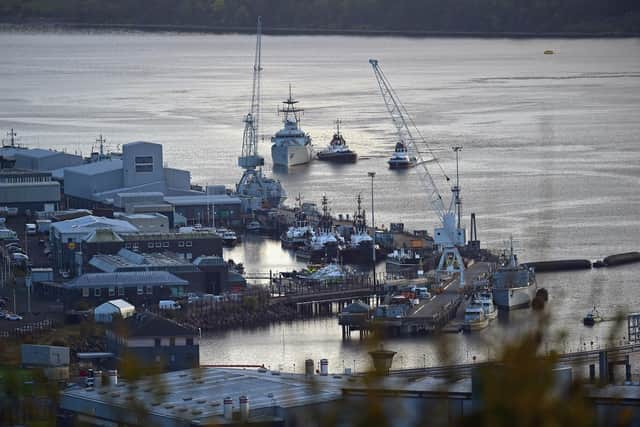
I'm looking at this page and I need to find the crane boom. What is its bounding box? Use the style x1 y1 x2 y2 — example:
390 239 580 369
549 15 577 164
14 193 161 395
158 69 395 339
369 59 448 222
239 17 264 169
369 59 467 286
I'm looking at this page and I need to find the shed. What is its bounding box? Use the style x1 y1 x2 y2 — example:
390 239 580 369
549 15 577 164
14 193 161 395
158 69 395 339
94 299 135 323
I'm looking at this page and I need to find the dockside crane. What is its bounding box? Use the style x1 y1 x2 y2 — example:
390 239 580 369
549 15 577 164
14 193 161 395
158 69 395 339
236 17 285 211
369 59 467 286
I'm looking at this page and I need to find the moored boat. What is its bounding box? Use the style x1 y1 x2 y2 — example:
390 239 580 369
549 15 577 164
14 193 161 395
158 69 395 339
317 120 357 163
388 141 417 169
583 306 603 326
491 239 537 310
463 303 489 331
271 86 313 167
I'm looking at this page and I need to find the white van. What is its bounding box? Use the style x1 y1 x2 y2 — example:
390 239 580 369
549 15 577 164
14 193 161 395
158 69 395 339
26 223 37 235
158 300 181 310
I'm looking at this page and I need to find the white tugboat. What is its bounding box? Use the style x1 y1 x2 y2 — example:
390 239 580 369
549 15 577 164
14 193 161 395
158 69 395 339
317 119 357 163
491 238 537 310
463 303 490 331
304 195 343 262
339 194 375 265
474 291 498 320
271 86 313 167
388 141 417 169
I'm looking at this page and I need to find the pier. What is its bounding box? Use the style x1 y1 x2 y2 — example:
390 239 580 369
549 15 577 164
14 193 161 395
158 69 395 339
339 262 492 338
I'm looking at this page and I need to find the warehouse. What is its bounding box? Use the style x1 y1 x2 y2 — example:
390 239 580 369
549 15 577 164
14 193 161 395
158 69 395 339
0 169 60 213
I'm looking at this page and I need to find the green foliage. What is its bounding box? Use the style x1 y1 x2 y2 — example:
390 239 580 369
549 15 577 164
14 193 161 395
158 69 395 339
1 0 638 33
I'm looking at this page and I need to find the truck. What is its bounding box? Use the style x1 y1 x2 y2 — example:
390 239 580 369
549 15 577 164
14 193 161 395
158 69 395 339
158 300 181 310
0 228 18 240
26 223 37 235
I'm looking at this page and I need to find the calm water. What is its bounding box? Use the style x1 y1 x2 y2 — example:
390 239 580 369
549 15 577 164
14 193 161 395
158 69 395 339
1 31 639 369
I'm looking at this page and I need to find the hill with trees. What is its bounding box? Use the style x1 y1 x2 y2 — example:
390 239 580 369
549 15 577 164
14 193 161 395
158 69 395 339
1 0 639 34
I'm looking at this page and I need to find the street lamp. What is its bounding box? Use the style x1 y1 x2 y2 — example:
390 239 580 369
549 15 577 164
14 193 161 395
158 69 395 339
368 172 376 285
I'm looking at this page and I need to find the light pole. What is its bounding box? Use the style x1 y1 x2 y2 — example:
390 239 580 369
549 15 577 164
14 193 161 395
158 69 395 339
368 172 376 285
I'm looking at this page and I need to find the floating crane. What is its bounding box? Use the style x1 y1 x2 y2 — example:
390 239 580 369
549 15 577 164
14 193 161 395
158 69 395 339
369 59 467 286
236 17 286 211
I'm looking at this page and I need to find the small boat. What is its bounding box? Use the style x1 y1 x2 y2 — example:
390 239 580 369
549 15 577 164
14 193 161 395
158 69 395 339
317 120 357 163
583 306 603 326
281 196 315 249
388 142 417 169
544 50 555 55
463 303 489 331
474 292 497 320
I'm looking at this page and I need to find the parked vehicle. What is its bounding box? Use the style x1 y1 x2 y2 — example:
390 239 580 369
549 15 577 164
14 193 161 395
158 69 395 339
26 223 37 235
159 300 181 310
5 313 23 321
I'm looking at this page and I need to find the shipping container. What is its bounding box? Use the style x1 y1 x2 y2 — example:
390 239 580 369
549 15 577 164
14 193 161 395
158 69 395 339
21 344 69 367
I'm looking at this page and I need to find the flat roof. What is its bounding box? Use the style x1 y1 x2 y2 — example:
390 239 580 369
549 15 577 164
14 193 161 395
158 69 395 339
64 158 123 176
89 251 198 273
61 368 343 424
164 194 241 206
51 215 139 235
65 271 188 288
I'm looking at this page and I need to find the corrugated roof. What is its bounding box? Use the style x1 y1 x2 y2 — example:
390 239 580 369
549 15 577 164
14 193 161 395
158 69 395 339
117 312 195 337
66 271 188 288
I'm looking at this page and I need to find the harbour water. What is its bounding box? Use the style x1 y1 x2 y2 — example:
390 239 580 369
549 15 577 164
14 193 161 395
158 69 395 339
1 30 639 369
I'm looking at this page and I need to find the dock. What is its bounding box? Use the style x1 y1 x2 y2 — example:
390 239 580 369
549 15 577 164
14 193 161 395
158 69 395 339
339 262 492 337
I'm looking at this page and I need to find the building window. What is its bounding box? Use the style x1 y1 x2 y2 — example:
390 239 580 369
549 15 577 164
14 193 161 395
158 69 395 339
135 156 154 173
162 241 169 248
186 253 192 260
145 286 153 295
137 286 143 295
108 287 115 297
155 242 162 248
154 338 161 347
118 287 124 296
125 243 131 249
148 242 154 249
185 241 192 247
133 243 139 250
186 338 193 346
82 288 89 297
94 288 101 297
178 241 185 248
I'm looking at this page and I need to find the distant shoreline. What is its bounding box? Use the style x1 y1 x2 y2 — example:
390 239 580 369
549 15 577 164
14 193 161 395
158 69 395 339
2 21 639 38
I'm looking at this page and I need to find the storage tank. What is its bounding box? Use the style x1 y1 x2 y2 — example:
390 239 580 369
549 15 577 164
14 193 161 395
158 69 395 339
105 369 118 385
239 395 250 421
305 359 314 377
223 397 233 420
320 359 329 376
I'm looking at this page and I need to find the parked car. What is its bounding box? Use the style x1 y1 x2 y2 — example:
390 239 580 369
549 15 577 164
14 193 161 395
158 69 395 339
159 300 181 310
5 313 23 321
11 253 29 263
7 246 24 254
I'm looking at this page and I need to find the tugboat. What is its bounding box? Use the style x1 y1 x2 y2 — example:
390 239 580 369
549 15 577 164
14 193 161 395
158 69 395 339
490 238 537 310
317 119 357 163
583 306 604 326
217 228 238 246
271 86 314 167
281 196 314 249
339 194 375 265
302 195 343 262
388 141 417 169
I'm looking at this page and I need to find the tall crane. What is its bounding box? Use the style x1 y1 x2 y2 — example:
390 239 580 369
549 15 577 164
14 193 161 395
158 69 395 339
369 59 467 286
236 17 285 211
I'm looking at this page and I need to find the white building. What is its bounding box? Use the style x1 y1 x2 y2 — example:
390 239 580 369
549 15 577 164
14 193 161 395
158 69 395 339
94 299 135 323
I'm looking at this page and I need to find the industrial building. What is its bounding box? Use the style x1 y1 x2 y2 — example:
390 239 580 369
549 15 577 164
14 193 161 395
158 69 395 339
49 215 140 273
0 169 61 213
63 141 196 209
113 212 170 233
164 194 242 227
0 146 84 171
35 271 188 310
105 312 200 372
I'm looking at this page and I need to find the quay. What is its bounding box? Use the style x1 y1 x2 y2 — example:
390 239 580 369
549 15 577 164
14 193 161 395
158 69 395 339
339 262 491 338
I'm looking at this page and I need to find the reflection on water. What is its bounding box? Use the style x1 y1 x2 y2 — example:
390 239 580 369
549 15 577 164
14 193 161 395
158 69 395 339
1 32 639 369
